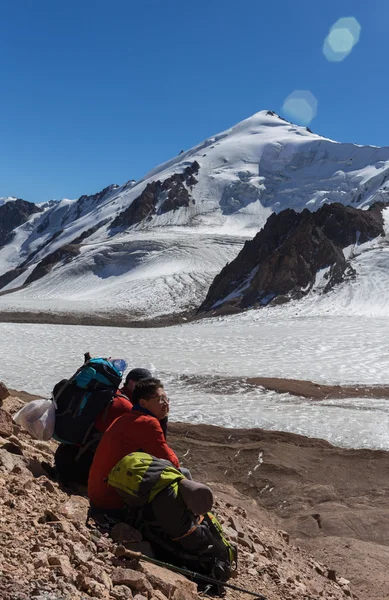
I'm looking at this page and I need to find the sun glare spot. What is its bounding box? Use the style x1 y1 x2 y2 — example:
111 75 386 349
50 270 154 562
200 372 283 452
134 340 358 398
282 90 318 126
323 17 361 62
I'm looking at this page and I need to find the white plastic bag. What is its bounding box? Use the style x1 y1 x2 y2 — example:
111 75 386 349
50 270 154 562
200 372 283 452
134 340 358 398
13 398 56 441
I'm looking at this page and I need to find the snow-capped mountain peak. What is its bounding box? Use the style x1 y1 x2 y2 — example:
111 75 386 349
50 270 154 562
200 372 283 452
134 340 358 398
1 110 389 322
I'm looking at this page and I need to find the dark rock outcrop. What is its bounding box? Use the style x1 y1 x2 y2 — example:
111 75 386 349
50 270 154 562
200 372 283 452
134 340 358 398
111 162 199 229
0 199 42 248
199 202 385 314
0 267 28 292
0 221 108 292
36 185 118 235
24 244 81 285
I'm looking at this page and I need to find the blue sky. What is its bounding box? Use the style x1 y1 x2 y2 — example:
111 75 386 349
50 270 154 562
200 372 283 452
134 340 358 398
1 0 388 203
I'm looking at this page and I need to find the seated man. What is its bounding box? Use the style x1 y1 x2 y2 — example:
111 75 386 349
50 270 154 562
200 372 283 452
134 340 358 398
88 378 179 512
108 452 236 585
54 368 152 487
120 368 169 438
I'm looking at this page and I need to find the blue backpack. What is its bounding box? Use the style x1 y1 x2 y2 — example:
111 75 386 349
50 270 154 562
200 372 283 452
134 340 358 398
53 357 123 447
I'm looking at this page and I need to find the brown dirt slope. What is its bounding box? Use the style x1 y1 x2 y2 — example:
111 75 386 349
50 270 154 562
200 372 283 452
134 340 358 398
0 387 356 600
246 377 389 400
169 422 389 600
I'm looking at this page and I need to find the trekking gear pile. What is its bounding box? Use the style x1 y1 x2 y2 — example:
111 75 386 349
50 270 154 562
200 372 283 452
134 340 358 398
141 511 237 584
108 452 238 585
107 451 185 506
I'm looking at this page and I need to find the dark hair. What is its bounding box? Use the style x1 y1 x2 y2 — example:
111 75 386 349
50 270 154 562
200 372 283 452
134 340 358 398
131 378 163 404
125 367 152 384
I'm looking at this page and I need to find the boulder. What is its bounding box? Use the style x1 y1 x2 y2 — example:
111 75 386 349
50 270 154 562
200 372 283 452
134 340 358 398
228 515 245 536
111 567 153 595
48 555 75 580
111 585 134 599
69 540 92 565
151 591 169 600
33 552 49 569
0 408 13 437
139 562 198 600
78 575 111 599
87 565 112 590
0 448 15 472
56 495 90 523
0 381 10 401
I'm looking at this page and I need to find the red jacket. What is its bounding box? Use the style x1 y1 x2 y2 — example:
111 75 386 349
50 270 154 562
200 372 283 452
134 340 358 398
88 409 179 510
94 391 132 432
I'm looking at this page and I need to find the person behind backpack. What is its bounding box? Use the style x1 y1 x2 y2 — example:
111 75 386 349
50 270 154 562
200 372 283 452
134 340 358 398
53 361 152 487
88 378 179 514
121 368 152 401
107 452 236 586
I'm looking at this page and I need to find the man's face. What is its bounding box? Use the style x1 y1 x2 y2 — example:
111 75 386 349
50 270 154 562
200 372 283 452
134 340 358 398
140 387 169 420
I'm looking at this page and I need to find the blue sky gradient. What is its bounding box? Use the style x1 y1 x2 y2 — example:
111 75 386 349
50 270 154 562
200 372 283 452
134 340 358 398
1 0 387 202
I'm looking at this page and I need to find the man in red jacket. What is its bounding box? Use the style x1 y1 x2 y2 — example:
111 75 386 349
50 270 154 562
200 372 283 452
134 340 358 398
88 378 179 511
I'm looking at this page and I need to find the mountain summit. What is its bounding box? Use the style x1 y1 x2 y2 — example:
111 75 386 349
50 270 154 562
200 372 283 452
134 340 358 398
1 110 389 322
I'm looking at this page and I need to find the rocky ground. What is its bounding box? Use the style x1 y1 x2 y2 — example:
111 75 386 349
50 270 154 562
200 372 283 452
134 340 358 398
0 384 385 600
0 310 194 328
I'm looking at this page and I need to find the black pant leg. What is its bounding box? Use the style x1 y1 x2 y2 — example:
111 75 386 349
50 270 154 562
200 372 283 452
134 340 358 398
54 443 94 486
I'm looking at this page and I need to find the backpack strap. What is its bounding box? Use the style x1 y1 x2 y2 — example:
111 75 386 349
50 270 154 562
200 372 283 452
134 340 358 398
99 396 114 425
171 514 204 541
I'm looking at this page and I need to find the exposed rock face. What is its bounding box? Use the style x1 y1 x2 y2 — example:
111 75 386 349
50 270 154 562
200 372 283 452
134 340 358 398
0 229 65 291
220 170 263 214
111 162 199 229
0 199 42 248
36 185 119 235
0 266 27 292
24 243 81 285
0 221 109 292
199 202 385 314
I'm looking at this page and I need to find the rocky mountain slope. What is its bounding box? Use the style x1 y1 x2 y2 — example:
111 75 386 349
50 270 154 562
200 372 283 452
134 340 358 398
2 111 389 321
0 384 360 600
199 202 386 315
0 197 42 248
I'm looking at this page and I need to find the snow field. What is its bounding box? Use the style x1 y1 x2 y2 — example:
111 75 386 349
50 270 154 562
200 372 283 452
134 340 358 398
2 313 389 451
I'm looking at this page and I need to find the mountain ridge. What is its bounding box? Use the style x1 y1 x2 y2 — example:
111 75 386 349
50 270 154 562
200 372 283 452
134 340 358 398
2 110 389 321
198 202 387 315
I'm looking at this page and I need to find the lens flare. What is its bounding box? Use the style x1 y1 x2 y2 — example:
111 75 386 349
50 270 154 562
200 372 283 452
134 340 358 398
282 90 318 126
323 17 361 62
